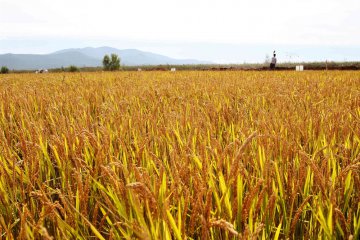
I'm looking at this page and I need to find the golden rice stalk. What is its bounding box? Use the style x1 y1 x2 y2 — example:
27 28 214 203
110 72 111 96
290 195 312 236
126 182 157 213
334 208 349 238
210 219 240 237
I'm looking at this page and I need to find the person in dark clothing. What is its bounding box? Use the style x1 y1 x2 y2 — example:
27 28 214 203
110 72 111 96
270 51 277 70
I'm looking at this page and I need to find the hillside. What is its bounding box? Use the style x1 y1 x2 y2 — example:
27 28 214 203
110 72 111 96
0 47 210 70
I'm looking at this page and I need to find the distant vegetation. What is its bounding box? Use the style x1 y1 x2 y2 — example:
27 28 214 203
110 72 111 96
104 61 360 71
102 54 121 71
68 65 79 72
6 61 360 73
1 66 9 74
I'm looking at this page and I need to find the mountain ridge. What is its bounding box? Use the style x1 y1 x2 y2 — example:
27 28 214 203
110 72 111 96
0 47 211 70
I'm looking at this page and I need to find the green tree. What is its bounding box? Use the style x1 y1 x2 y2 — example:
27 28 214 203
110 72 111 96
102 55 111 71
1 66 9 74
68 65 79 72
110 54 120 71
103 54 121 71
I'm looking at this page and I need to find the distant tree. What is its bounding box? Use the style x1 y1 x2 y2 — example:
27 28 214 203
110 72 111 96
1 66 9 74
103 55 111 71
103 54 121 71
68 65 79 72
110 54 121 70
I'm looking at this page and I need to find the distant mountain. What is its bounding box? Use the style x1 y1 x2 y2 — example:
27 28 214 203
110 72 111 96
0 47 211 70
0 52 100 70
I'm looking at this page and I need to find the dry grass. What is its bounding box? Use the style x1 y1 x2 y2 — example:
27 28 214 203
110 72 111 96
0 71 359 239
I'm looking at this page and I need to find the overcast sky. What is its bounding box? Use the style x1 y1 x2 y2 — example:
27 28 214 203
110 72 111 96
1 0 360 62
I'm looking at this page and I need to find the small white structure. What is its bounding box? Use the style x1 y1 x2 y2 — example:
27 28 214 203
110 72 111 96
170 68 176 72
137 68 142 72
295 65 304 71
35 69 48 74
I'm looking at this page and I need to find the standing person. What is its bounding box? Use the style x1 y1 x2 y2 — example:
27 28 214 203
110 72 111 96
270 51 277 70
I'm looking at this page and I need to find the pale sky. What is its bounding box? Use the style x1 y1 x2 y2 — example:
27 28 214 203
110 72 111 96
1 0 360 62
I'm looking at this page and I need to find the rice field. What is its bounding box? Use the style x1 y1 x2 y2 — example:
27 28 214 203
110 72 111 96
0 71 359 239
